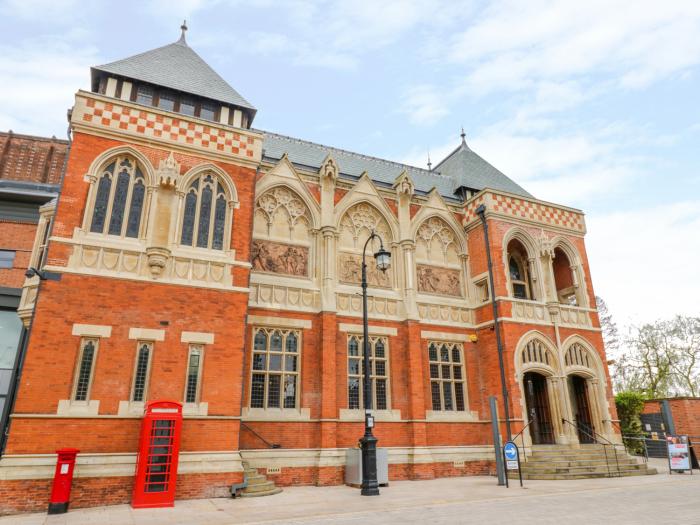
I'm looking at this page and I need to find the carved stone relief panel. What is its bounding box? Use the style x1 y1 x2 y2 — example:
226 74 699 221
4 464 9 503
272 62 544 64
338 252 392 288
416 264 462 297
251 239 309 277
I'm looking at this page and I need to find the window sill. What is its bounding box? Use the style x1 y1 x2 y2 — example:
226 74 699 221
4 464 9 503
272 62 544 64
117 401 145 416
57 400 100 416
183 402 208 416
241 407 311 422
339 409 402 422
425 410 478 422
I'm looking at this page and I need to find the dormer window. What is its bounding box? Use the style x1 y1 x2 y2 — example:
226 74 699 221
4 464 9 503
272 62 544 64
136 85 153 106
158 91 176 111
200 102 216 121
180 97 196 116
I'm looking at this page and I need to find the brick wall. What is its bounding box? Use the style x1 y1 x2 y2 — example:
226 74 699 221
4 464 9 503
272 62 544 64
643 398 700 438
0 221 35 288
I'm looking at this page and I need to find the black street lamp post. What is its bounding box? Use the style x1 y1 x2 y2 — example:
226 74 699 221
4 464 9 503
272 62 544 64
359 231 391 496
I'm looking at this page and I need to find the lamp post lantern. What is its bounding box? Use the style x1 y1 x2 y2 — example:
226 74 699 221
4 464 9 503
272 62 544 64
359 231 391 496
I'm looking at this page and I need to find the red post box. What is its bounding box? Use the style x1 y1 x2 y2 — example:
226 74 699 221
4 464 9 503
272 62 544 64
48 448 80 514
132 400 183 509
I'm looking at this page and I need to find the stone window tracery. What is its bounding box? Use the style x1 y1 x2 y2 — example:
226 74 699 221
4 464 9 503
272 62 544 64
180 172 229 250
428 341 466 411
521 338 554 370
347 335 389 410
565 343 592 370
89 155 146 238
250 328 300 409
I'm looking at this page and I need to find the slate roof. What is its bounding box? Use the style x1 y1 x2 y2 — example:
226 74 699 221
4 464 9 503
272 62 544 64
91 34 256 113
433 138 532 198
261 131 532 200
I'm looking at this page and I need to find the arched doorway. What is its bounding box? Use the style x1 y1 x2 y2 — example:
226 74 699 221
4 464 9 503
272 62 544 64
524 372 555 445
569 375 595 444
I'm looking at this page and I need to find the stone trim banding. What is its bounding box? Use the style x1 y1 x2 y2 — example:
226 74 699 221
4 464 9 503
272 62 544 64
420 330 471 342
246 315 312 329
71 324 112 338
180 331 214 344
338 323 398 336
127 328 165 341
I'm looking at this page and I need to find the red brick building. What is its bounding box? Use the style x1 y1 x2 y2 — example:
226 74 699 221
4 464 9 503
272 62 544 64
0 27 622 513
0 131 67 460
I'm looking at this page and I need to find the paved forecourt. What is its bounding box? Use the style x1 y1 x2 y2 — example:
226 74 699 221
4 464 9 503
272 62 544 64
1 460 698 525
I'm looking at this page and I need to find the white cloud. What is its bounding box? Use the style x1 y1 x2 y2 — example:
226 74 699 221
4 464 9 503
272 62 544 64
446 0 700 95
0 35 100 136
587 202 700 326
399 85 450 125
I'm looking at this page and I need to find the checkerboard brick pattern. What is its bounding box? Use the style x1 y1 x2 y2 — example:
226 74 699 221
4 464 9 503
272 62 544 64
73 94 261 161
465 192 585 232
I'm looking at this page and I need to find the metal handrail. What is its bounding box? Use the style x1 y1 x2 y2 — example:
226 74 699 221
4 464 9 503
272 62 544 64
511 417 535 460
563 418 621 477
240 422 281 449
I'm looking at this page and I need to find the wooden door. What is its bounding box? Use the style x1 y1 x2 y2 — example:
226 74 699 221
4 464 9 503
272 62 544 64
524 372 555 444
571 375 595 444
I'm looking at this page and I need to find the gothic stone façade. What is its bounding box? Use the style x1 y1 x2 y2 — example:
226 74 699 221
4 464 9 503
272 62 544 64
0 34 618 515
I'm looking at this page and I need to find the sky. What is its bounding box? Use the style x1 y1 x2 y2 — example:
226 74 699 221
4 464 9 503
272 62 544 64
1 0 698 329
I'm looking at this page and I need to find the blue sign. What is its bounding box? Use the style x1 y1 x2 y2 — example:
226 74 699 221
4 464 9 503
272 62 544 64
504 442 517 461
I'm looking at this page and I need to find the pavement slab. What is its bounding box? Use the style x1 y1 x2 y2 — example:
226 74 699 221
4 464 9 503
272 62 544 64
1 459 698 524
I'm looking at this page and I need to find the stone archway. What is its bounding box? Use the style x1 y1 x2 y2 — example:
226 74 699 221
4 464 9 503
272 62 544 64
515 335 568 446
563 340 614 443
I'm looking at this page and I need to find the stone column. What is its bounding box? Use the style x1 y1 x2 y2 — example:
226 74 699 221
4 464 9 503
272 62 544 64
401 240 419 319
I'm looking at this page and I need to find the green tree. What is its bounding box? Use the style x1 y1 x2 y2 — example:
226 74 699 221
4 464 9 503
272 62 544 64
615 391 646 454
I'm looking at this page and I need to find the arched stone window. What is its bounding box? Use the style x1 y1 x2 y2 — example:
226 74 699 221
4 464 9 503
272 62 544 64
414 216 463 297
506 239 533 300
552 246 579 305
89 155 146 238
180 171 230 250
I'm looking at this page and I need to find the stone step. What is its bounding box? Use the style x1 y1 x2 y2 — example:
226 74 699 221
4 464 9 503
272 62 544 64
240 487 283 498
512 467 656 480
524 459 642 468
246 474 268 486
243 480 277 493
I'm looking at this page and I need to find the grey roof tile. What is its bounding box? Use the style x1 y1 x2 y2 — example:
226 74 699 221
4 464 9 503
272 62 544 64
433 139 532 198
260 131 531 200
92 36 255 112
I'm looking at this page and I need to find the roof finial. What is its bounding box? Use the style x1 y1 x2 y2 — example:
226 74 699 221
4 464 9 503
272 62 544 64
179 20 188 44
460 126 466 145
427 150 432 171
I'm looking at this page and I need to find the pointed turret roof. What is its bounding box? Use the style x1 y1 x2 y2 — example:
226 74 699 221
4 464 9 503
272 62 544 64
91 26 255 113
432 132 531 198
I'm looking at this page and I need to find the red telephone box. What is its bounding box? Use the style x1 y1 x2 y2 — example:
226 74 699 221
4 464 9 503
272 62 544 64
132 400 183 509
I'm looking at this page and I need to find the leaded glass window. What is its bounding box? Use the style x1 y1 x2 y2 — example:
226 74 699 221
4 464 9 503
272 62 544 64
89 156 146 238
250 328 300 409
180 172 230 250
73 339 98 402
185 346 203 404
347 336 389 410
131 342 153 403
428 342 466 411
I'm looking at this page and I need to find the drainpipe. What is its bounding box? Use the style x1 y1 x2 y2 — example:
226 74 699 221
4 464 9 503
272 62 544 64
476 204 512 441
